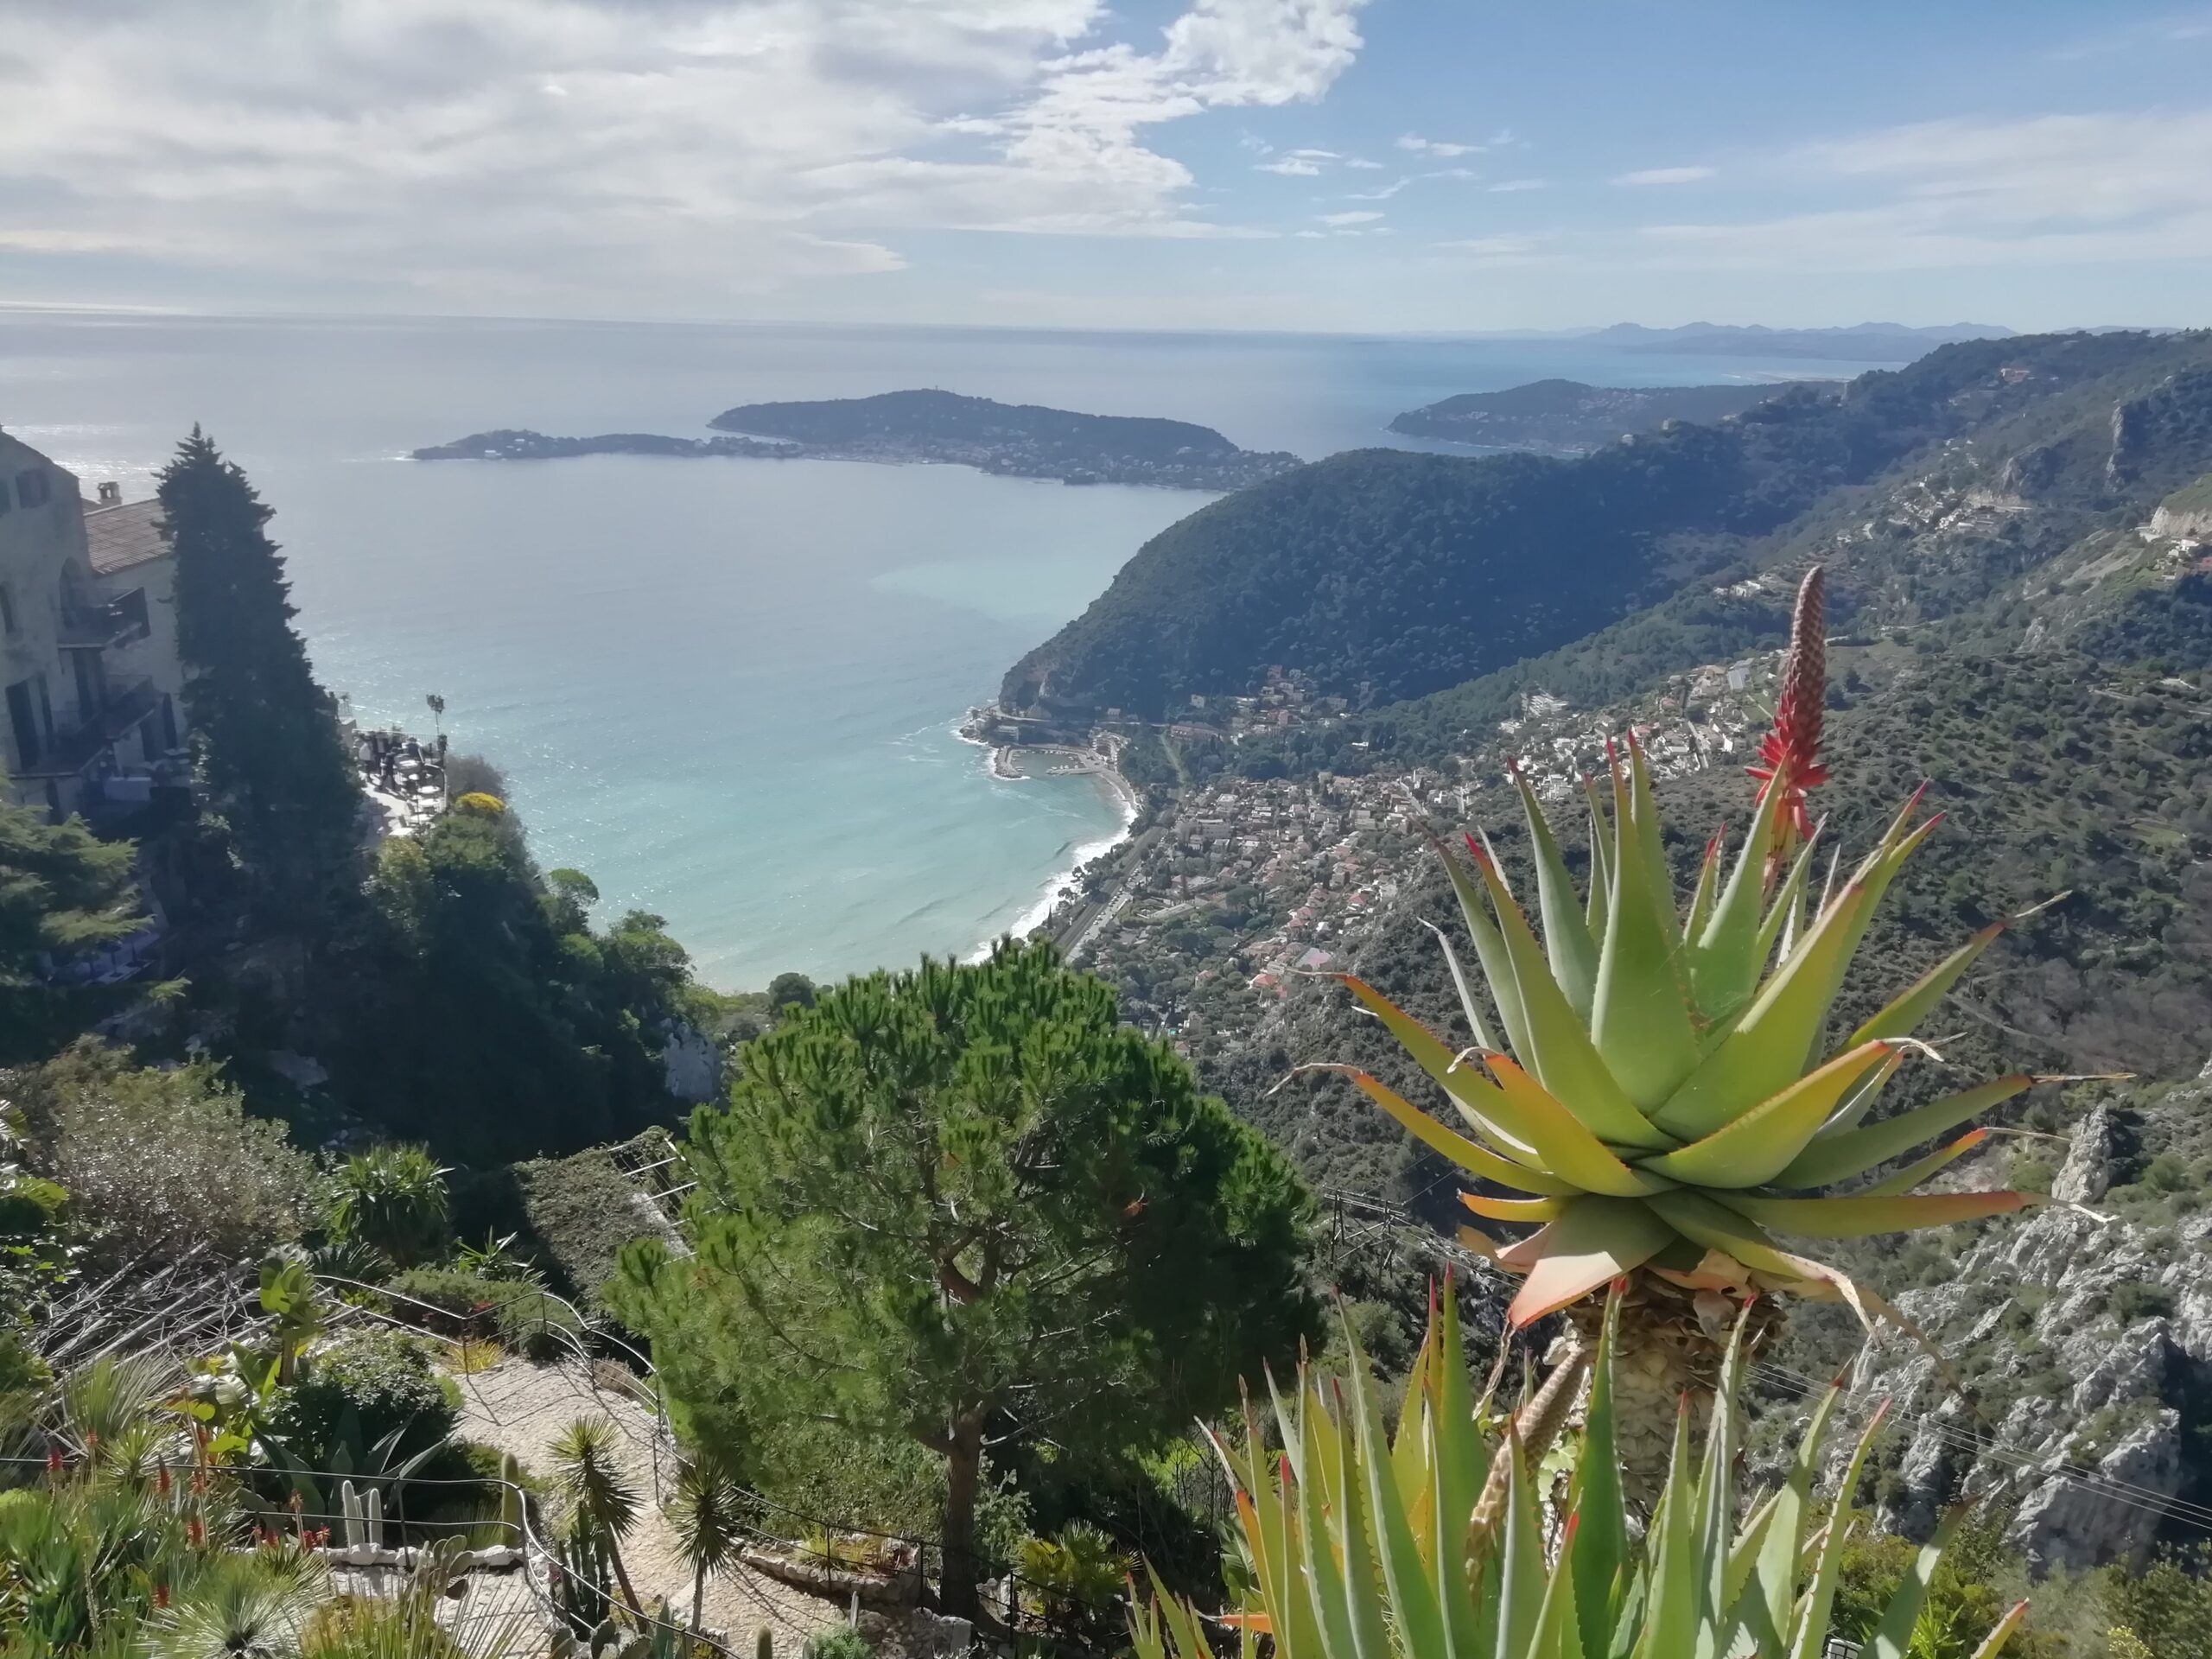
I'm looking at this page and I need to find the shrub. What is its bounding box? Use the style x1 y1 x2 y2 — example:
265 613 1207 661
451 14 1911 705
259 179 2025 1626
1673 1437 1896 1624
383 1263 585 1361
800 1629 873 1659
2109 1281 2177 1323
267 1328 457 1471
322 1145 450 1268
1019 1522 1128 1635
10 1039 313 1264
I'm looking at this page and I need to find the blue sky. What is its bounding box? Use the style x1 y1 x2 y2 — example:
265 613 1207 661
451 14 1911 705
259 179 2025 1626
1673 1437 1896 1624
3 1 2209 333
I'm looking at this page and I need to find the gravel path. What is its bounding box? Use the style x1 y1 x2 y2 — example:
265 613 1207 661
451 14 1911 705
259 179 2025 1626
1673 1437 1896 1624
451 1353 847 1652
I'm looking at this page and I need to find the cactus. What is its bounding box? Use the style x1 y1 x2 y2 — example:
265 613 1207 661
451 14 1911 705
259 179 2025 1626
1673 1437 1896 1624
364 1484 385 1548
757 1624 774 1659
340 1478 363 1548
498 1448 525 1542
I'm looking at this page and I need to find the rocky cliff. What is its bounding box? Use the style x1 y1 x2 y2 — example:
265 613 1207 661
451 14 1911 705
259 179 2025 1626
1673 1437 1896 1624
1847 1085 2212 1576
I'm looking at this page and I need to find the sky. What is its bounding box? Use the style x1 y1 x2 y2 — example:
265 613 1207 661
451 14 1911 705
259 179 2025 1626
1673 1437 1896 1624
3 0 2210 334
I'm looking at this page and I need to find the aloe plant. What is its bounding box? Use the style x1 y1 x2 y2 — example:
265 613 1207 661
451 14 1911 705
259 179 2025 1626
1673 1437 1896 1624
1319 569 2039 1478
1131 1285 2028 1659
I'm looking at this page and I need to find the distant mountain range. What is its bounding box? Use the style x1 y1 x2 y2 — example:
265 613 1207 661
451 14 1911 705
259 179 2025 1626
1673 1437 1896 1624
1001 331 2212 721
1389 378 1827 453
1579 321 2013 359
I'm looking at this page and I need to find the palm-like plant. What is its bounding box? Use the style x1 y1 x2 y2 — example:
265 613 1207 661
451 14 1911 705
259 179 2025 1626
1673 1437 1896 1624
667 1449 746 1634
1323 569 2040 1473
550 1415 647 1621
1133 1285 2027 1659
139 1548 328 1659
322 1147 450 1270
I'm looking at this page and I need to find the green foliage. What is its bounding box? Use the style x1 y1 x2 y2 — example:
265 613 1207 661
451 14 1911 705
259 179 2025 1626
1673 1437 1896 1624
765 971 816 1012
321 1145 450 1269
1010 333 2212 722
1135 1289 2027 1659
264 1328 457 1474
613 940 1319 1614
8 1039 313 1266
161 428 363 906
667 1450 747 1632
550 1414 647 1619
0 792 140 1058
798 1629 874 1659
383 1262 586 1358
505 1134 668 1309
1020 1522 1129 1637
1834 1510 2023 1658
350 794 697 1160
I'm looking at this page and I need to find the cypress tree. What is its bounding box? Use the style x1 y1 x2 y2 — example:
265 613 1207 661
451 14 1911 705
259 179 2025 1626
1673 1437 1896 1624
160 429 359 899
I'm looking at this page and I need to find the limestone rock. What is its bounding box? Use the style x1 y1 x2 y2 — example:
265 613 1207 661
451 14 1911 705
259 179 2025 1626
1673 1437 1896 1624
2009 1410 2183 1575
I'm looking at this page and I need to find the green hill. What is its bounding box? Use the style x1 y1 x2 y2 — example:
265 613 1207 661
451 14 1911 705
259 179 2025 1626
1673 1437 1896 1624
1001 332 2212 723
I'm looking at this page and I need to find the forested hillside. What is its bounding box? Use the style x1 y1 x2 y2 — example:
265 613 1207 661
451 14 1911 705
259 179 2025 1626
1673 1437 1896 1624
1003 332 2212 721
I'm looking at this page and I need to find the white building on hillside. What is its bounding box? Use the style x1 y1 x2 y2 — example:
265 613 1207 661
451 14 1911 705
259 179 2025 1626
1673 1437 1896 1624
0 432 188 818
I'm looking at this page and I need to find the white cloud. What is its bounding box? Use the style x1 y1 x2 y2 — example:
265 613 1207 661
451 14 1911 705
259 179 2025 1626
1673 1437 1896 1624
1317 209 1382 226
1396 131 1478 156
1343 156 1384 168
1427 167 1479 181
1614 165 1716 186
1432 232 1552 266
0 0 1370 313
1344 177 1407 200
1488 178 1548 192
1636 107 2212 272
1255 157 1323 175
1287 147 1340 160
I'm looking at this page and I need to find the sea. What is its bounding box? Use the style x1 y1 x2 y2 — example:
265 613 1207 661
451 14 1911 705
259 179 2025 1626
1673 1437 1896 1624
0 312 1902 988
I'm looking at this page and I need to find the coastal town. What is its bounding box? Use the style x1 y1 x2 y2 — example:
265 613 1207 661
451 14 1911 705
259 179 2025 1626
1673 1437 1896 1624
987 641 1792 1053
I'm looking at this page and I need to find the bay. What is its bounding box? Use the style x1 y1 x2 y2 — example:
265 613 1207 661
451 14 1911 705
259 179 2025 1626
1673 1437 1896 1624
0 312 1901 987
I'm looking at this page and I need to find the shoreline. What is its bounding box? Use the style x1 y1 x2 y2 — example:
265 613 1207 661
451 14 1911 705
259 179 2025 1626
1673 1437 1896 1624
959 725 1143 952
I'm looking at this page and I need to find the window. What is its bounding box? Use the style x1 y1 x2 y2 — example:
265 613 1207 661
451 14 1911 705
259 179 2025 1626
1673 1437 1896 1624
15 469 52 510
5 678 40 769
109 587 149 643
0 582 16 635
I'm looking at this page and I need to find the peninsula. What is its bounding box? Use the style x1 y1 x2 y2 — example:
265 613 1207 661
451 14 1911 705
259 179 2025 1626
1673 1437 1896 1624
1388 377 1829 454
413 389 1302 491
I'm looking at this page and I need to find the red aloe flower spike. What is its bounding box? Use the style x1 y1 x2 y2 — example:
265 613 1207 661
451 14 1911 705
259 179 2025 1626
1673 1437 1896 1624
1748 565 1830 848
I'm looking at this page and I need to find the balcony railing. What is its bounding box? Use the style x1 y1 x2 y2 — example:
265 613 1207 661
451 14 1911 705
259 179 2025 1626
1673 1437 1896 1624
16 677 159 779
55 603 125 650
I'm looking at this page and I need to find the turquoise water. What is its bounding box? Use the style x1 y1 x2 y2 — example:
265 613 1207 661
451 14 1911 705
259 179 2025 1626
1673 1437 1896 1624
0 314 1903 988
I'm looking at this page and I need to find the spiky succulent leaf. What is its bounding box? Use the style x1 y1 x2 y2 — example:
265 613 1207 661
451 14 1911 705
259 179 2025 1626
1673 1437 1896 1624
1313 1066 1574 1194
1503 1198 1676 1328
1139 1287 2025 1659
1713 1189 2039 1238
1847 921 2005 1047
1468 842 1672 1151
1864 1128 1993 1196
1512 762 1600 1022
1638 1040 1893 1189
1778 1075 2033 1187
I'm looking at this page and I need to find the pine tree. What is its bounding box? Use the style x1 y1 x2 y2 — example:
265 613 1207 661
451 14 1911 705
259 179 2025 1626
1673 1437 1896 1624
160 429 359 901
611 940 1320 1619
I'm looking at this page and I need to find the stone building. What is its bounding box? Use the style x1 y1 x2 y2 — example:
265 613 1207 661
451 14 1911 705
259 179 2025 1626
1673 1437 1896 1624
0 432 187 818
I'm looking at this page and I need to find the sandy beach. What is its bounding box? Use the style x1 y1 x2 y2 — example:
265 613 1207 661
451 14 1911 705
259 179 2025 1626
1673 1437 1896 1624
990 741 1142 815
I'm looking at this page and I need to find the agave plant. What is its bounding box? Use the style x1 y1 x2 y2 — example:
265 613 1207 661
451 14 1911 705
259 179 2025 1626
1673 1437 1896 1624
1131 1285 2028 1659
1318 569 2040 1475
